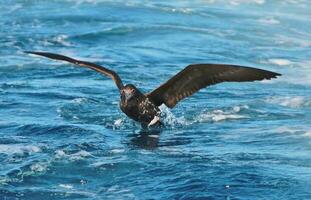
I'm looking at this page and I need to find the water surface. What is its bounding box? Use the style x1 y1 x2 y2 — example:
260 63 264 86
1 0 311 199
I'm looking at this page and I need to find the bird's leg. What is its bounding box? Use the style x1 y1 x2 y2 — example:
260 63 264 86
148 116 160 127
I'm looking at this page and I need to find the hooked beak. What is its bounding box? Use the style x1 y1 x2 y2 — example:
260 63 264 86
121 90 133 100
124 92 132 100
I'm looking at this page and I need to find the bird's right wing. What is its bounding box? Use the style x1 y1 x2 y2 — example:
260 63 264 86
147 64 281 108
25 51 124 90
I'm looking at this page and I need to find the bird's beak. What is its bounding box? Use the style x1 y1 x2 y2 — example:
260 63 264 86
124 92 132 100
121 89 133 100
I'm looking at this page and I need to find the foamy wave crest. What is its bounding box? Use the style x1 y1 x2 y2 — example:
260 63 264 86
41 34 72 47
265 96 311 108
71 97 88 104
1 161 49 185
159 105 249 127
202 0 266 5
55 149 92 161
194 105 249 123
274 126 311 138
258 17 280 25
229 0 265 6
303 131 311 137
275 126 301 134
59 184 74 189
267 58 292 66
0 144 41 155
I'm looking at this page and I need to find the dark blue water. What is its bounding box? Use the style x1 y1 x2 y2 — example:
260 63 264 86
1 0 311 199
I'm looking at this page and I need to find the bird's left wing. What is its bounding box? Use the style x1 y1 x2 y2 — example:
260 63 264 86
147 64 281 108
25 51 124 90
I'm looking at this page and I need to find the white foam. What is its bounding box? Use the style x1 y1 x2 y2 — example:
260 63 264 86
195 105 248 123
303 131 311 137
55 149 66 158
159 105 188 126
169 8 193 14
230 0 265 6
0 177 9 185
275 127 311 138
76 150 91 157
51 35 72 47
30 163 47 173
59 184 74 189
159 105 249 126
275 35 311 48
197 110 247 122
71 97 87 104
148 134 159 138
258 17 280 25
275 126 300 134
111 148 125 154
268 58 292 66
55 149 92 161
266 96 310 108
0 144 41 155
114 118 123 128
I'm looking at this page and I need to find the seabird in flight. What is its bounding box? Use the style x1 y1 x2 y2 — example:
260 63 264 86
25 51 281 128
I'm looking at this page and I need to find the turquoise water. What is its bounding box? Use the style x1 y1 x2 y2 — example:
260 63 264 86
1 0 311 199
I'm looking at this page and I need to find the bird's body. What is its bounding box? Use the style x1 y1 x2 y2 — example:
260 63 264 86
25 51 281 128
119 84 160 127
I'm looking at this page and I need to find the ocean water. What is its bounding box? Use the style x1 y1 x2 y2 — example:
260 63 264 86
1 0 311 199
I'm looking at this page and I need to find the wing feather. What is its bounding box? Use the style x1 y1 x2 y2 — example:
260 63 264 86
25 51 124 90
147 64 281 108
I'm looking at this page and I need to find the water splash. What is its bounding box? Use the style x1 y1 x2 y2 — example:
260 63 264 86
159 105 189 127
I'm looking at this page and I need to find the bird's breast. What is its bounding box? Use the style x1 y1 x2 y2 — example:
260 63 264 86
119 96 160 124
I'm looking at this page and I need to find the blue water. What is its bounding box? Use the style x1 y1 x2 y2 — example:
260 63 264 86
1 0 311 199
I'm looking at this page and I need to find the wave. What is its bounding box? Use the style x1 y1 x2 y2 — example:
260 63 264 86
55 149 92 161
161 105 249 127
42 34 72 47
16 91 78 100
265 96 311 108
0 161 49 185
258 17 280 25
16 124 98 137
0 144 41 155
70 24 233 41
107 105 249 129
194 105 249 123
274 126 311 138
229 0 265 6
0 82 31 90
303 131 311 137
267 58 292 66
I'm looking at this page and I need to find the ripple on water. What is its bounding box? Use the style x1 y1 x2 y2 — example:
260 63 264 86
1 0 311 199
265 96 311 108
0 144 41 155
194 105 249 123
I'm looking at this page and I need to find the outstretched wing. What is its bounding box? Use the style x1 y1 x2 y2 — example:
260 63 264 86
25 51 124 90
147 64 281 108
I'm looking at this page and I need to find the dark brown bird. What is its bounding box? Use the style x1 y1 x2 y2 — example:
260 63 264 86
25 51 281 128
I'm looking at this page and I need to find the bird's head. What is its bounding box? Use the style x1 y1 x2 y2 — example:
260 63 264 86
120 84 141 101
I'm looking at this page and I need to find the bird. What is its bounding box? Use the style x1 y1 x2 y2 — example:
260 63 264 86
25 51 281 128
